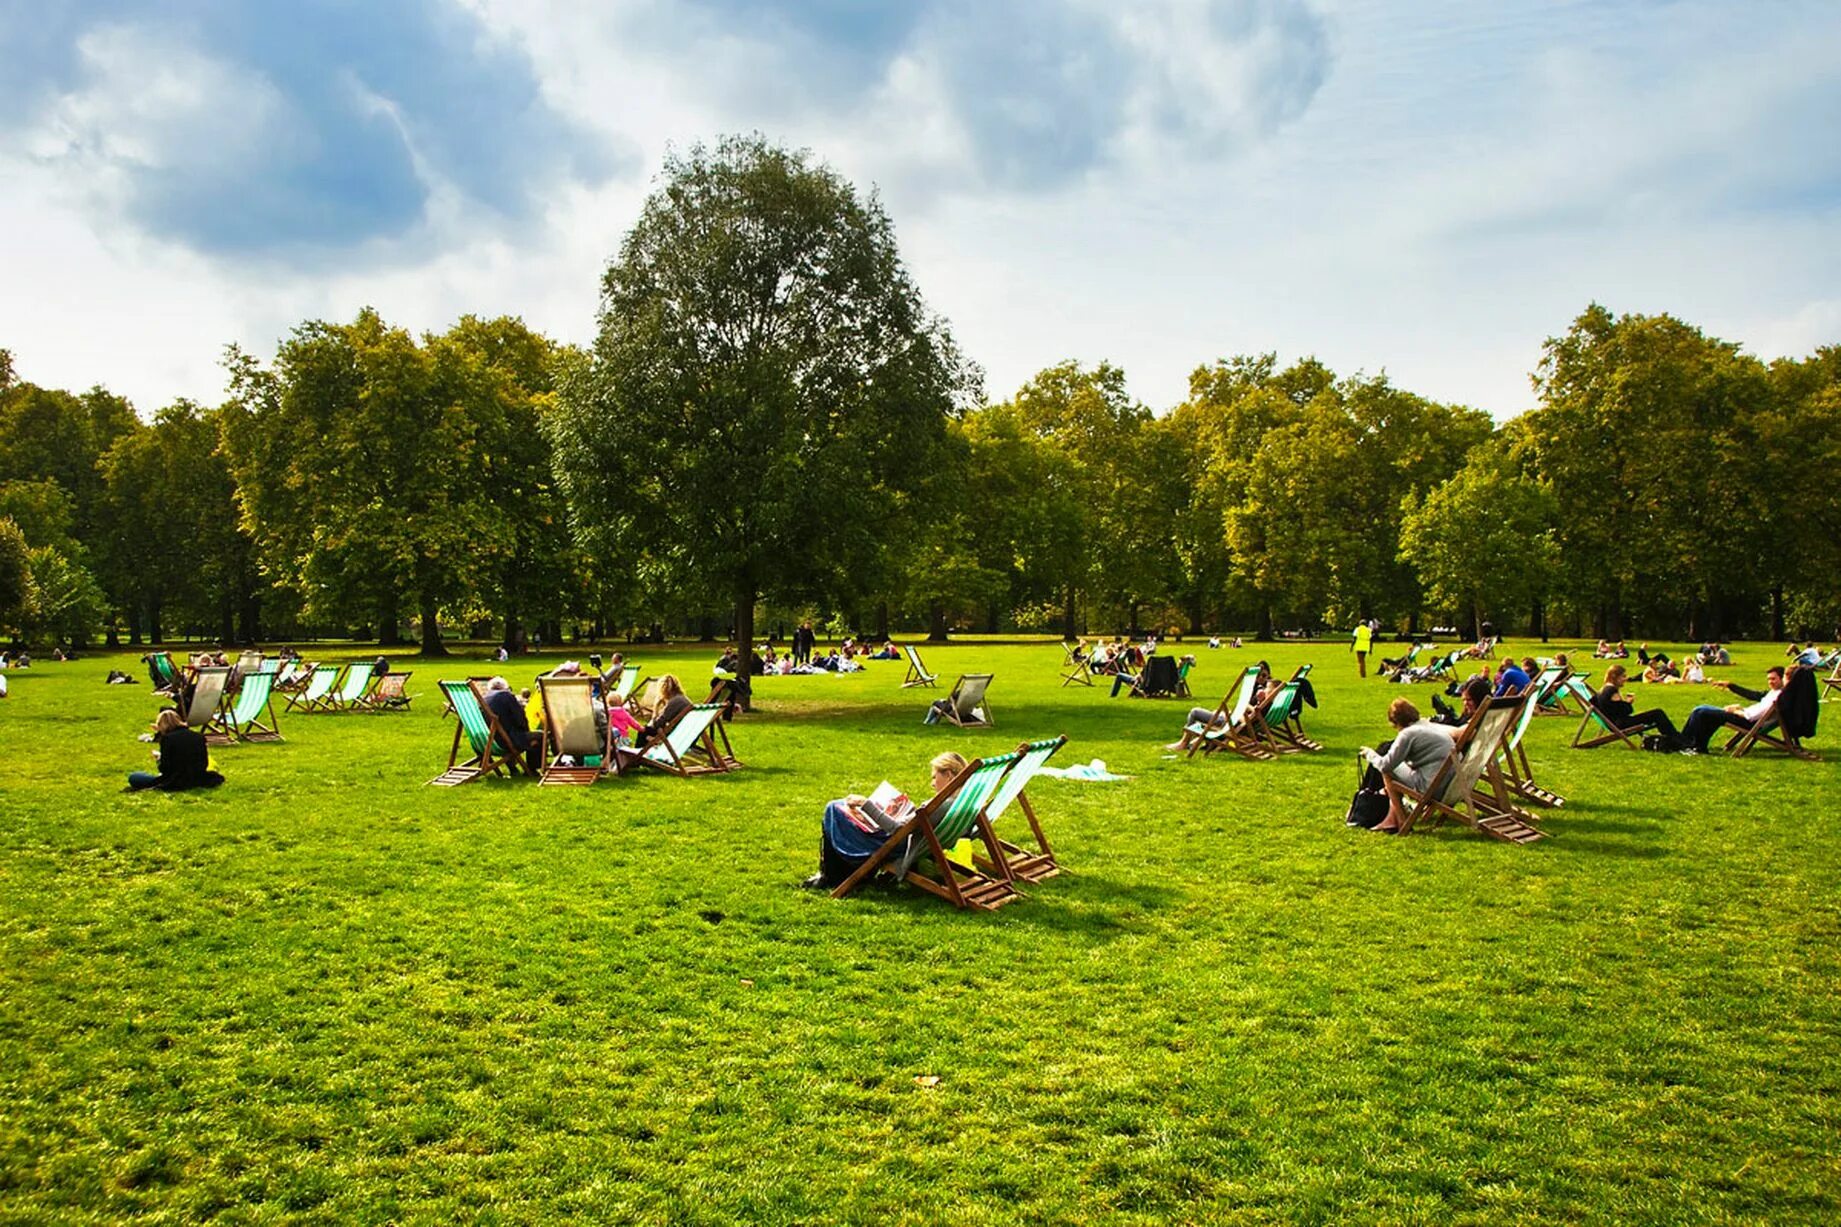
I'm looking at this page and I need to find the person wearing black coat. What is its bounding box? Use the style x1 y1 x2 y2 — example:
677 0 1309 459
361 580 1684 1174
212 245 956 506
481 676 542 772
128 709 225 792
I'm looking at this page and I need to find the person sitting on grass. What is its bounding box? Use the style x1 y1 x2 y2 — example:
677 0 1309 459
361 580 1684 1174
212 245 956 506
1593 664 1681 742
1677 666 1786 755
803 751 968 890
1359 698 1457 834
128 709 224 792
1642 656 1678 684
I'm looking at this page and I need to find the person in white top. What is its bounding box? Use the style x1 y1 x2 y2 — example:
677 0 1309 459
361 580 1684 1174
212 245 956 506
1678 665 1785 754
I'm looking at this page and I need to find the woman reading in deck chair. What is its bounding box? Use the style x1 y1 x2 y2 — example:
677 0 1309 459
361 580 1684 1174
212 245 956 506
804 751 967 890
1359 698 1456 834
128 709 224 793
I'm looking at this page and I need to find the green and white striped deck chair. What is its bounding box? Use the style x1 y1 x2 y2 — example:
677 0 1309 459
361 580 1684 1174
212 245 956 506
207 666 283 745
618 703 739 776
1391 696 1546 844
1250 676 1316 754
1567 677 1644 749
1538 667 1588 716
900 645 938 688
178 666 230 732
429 679 529 785
147 651 180 695
1183 666 1274 760
1497 676 1565 808
1380 642 1424 681
977 735 1067 882
329 661 377 711
831 751 1025 910
611 667 642 704
537 675 609 785
284 664 341 713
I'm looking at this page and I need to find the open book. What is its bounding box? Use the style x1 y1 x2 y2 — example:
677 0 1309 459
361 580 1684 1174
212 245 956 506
858 780 916 833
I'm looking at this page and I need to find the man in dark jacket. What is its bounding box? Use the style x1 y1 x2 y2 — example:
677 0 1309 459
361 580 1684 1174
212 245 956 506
481 676 542 772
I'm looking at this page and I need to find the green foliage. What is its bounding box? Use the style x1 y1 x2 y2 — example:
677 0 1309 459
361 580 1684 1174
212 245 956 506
1 642 1836 1219
1400 438 1559 633
21 543 106 641
0 515 32 627
549 135 971 672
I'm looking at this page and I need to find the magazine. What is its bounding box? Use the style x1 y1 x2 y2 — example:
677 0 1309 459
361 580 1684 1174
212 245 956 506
857 780 915 832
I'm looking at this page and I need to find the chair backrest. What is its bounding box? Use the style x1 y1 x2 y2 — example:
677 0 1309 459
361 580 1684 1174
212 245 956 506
540 676 602 757
441 680 491 755
1263 680 1301 725
647 703 721 763
1140 655 1180 695
1528 665 1563 703
1227 666 1262 723
985 736 1066 822
906 645 930 675
374 673 407 700
1506 682 1544 752
230 669 275 724
337 661 376 701
951 673 993 716
1434 698 1520 805
236 649 263 676
275 660 300 686
185 667 230 726
301 665 338 702
612 669 640 702
150 651 176 685
930 752 1021 847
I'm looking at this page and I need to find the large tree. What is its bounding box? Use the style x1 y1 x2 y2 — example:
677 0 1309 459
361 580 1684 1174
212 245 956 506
549 136 971 706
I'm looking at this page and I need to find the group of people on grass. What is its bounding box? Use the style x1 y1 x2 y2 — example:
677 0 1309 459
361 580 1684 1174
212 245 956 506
716 637 896 678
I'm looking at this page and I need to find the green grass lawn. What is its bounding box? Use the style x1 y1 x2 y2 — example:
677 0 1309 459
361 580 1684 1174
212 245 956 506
2 642 1837 1223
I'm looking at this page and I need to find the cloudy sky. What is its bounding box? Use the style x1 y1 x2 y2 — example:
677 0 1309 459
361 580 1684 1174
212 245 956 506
2 0 1837 420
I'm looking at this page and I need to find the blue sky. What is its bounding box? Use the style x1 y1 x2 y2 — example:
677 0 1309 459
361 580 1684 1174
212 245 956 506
1 0 1836 418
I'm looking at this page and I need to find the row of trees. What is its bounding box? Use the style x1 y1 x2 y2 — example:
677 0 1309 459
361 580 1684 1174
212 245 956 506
3 138 1839 661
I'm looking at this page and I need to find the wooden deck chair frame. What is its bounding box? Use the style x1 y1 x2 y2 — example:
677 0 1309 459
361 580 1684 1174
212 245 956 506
1497 681 1564 808
1386 696 1547 844
429 679 527 785
830 752 1025 911
361 671 414 713
974 735 1067 883
1263 665 1321 752
179 667 231 733
1567 677 1648 749
1537 667 1588 717
208 667 283 745
1060 641 1094 687
937 673 995 728
1820 660 1841 704
1725 666 1821 761
1182 666 1275 761
329 660 377 712
617 703 740 777
706 676 740 718
439 675 491 718
900 645 938 688
537 676 611 785
285 664 343 713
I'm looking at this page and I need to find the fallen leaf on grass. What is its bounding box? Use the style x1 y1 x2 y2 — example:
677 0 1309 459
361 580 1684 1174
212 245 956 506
915 1075 940 1087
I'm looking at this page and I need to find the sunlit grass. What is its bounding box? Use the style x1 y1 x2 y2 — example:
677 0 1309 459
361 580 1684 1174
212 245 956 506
1 639 1836 1222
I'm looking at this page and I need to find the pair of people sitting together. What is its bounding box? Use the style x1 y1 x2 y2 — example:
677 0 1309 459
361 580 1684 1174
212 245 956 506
481 672 691 771
1592 663 1787 753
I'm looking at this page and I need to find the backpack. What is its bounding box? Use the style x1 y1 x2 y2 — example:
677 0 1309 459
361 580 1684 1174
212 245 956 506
1346 787 1389 828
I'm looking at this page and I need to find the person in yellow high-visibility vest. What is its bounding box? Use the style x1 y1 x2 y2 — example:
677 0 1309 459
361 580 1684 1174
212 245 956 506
1351 620 1374 677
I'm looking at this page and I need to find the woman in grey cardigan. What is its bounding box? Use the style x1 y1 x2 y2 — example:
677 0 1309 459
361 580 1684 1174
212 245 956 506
1360 697 1456 834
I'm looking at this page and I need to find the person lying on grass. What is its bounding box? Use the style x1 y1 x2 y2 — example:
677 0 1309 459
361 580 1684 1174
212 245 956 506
1358 697 1456 834
804 751 968 890
127 709 224 793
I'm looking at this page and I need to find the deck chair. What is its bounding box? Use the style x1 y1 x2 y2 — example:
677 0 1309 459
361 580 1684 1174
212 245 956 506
1726 666 1821 761
610 667 642 704
1820 660 1841 703
429 679 530 785
1497 681 1565 808
830 751 1026 911
1129 655 1182 698
1379 643 1423 681
706 676 740 719
206 666 283 745
933 673 994 728
361 672 415 713
536 676 610 785
900 645 938 688
1181 666 1276 761
1567 677 1647 749
1425 651 1460 682
1175 658 1194 698
975 736 1068 883
178 666 230 732
232 648 263 681
328 660 377 711
1387 696 1547 844
1537 668 1589 717
1060 641 1094 687
284 664 342 713
1261 666 1322 752
146 651 180 695
618 703 740 776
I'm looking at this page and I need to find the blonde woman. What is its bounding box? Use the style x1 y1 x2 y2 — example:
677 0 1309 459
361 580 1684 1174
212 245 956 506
805 751 968 889
128 709 224 792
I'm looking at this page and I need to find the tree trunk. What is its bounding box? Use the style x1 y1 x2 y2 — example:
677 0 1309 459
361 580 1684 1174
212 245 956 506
1257 604 1274 642
239 590 261 646
148 598 163 645
1770 586 1784 641
733 591 756 712
1127 602 1140 637
218 595 235 645
928 600 949 642
1470 602 1482 644
419 591 447 656
105 621 121 648
1532 598 1547 642
378 591 404 646
699 615 717 642
875 601 890 641
504 612 521 654
1062 585 1078 640
1187 600 1204 638
985 602 1000 635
